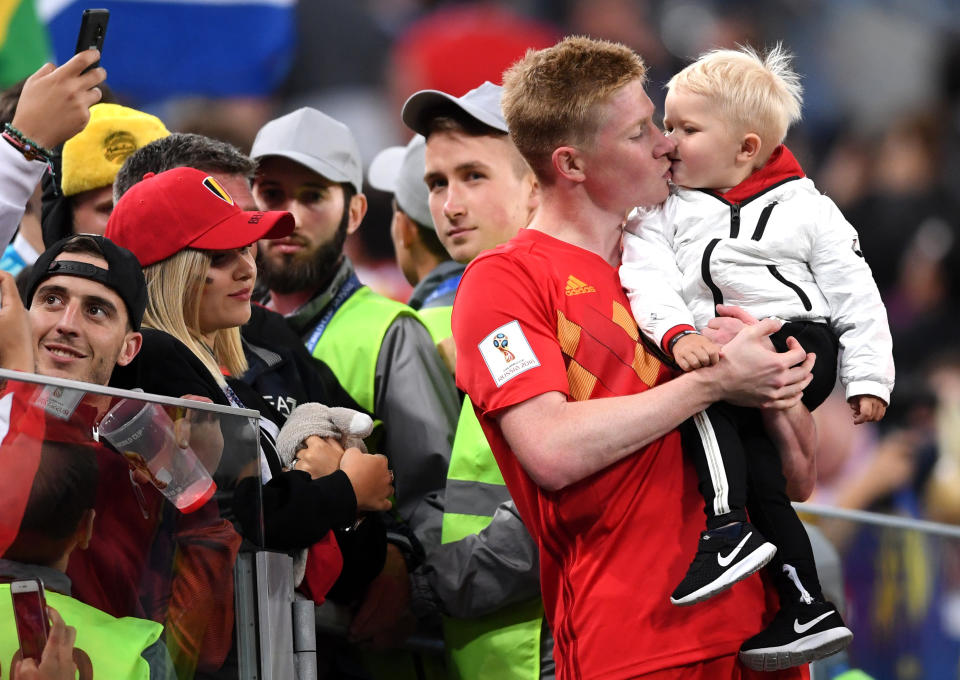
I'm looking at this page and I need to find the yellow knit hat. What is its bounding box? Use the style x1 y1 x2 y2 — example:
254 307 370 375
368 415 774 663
61 103 170 197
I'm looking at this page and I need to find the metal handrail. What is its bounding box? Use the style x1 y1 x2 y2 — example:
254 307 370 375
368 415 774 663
0 367 260 418
795 501 960 539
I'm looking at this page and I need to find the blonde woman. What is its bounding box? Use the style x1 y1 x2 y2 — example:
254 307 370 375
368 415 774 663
105 167 394 553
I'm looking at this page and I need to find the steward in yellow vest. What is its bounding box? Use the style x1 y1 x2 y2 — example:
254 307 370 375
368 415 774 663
1 437 174 680
400 81 552 680
0 574 172 680
252 107 460 679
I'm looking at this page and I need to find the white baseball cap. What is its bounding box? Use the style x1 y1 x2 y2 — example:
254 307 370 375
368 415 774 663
368 135 433 230
401 81 508 137
251 107 363 193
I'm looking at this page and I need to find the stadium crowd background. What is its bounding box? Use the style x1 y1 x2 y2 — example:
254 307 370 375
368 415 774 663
5 1 960 677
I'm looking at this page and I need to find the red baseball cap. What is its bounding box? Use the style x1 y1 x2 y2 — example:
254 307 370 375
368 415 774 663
105 166 294 266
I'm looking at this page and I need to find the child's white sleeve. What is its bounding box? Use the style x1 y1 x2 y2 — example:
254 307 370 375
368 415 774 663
808 196 895 403
619 204 697 351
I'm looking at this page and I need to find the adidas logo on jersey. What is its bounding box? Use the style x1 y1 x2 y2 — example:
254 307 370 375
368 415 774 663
565 275 596 296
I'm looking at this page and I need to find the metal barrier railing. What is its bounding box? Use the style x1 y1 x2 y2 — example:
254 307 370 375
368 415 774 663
8 363 958 680
795 501 960 680
796 501 960 539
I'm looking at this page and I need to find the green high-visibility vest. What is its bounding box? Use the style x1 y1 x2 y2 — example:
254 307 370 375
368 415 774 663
0 584 164 679
311 287 445 680
418 305 454 345
441 397 544 680
309 286 418 448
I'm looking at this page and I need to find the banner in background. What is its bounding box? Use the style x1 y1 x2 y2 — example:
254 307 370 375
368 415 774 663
40 0 295 105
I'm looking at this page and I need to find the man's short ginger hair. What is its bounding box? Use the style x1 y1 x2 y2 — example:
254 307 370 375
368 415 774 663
667 43 803 152
502 36 647 180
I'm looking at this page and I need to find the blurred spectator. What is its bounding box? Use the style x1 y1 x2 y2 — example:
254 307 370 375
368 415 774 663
845 112 960 295
834 112 960 392
387 2 560 139
809 367 960 680
40 102 169 247
367 134 461 344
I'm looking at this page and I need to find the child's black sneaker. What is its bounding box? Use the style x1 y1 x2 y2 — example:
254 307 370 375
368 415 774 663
670 521 776 606
739 599 853 671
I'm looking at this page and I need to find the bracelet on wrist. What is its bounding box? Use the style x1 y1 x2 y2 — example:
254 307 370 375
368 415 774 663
667 329 701 354
2 123 58 191
2 123 53 162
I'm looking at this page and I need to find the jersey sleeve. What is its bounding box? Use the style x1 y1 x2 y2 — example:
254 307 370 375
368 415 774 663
452 252 570 417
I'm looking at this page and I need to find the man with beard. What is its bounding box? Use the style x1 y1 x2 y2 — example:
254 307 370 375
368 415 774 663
112 132 359 422
250 108 459 656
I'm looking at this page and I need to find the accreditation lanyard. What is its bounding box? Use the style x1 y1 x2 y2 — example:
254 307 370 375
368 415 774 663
306 273 363 354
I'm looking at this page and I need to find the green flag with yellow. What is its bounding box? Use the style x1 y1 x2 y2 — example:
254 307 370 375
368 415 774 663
0 0 51 88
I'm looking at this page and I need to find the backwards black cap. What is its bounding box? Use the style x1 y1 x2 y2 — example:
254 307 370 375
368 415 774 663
25 234 148 331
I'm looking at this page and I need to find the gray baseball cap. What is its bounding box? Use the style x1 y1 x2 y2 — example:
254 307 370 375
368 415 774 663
402 81 508 137
251 107 363 194
368 135 433 231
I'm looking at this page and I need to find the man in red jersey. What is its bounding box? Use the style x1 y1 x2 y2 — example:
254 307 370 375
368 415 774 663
451 36 818 679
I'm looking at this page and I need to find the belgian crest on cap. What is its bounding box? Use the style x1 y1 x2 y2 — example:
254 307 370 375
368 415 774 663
202 176 235 205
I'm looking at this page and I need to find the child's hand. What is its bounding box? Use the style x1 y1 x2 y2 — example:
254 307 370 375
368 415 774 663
849 395 887 424
672 333 720 371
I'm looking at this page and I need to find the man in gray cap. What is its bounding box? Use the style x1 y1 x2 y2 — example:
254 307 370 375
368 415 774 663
403 81 538 266
399 82 550 680
249 107 459 651
367 134 463 348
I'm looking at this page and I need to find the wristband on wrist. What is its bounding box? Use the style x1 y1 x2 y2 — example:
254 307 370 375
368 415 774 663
667 329 701 354
2 123 53 162
3 122 58 192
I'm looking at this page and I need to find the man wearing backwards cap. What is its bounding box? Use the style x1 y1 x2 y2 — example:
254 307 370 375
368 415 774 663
250 108 459 648
9 229 240 676
0 233 173 674
367 134 463 345
23 233 145 385
399 81 548 680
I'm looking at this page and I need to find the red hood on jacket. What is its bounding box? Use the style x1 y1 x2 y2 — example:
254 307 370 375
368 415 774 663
713 145 805 204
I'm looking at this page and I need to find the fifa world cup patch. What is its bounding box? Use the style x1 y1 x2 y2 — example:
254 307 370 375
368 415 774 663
479 320 540 387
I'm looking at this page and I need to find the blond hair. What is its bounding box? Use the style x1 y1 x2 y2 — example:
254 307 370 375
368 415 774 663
141 249 247 385
502 35 647 180
668 43 802 150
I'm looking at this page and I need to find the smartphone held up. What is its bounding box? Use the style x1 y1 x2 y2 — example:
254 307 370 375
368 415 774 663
75 8 109 74
10 578 50 663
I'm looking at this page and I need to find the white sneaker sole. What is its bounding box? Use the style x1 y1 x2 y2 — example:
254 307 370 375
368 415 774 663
739 626 854 672
670 542 777 606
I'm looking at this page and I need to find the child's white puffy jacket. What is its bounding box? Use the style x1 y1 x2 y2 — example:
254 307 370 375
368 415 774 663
620 178 895 403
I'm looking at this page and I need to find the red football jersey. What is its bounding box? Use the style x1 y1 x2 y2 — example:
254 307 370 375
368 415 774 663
453 229 791 678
